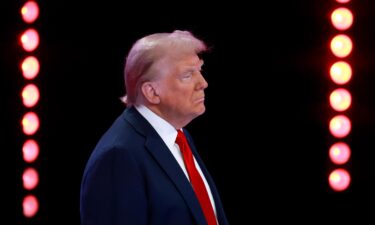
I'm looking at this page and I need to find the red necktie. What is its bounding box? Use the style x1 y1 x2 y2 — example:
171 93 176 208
176 130 218 225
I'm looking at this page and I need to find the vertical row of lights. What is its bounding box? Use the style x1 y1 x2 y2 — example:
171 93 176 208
20 1 40 219
328 0 353 192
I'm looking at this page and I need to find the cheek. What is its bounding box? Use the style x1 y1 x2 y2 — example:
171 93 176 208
164 84 194 105
178 90 193 102
168 92 188 108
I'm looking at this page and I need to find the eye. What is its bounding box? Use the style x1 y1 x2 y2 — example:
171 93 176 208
181 71 193 80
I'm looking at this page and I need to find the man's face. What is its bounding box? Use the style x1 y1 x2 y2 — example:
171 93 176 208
155 54 208 126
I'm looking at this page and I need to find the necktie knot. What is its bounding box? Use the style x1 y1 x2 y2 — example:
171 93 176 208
175 130 187 150
176 130 193 163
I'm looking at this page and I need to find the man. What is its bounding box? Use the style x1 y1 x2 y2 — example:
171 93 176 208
80 30 228 225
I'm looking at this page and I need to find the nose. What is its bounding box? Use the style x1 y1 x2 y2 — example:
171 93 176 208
197 72 208 90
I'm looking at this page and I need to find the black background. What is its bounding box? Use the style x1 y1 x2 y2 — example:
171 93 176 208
2 0 375 224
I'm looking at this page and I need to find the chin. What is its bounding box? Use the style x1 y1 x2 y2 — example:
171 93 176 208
196 106 206 115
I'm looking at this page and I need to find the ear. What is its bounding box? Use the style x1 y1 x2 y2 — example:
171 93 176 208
141 82 161 104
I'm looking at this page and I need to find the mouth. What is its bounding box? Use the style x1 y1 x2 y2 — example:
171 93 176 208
195 97 205 103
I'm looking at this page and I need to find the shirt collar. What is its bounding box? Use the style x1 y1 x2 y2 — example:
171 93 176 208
135 105 178 150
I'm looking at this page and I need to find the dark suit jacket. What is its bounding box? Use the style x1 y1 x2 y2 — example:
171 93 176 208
80 106 228 225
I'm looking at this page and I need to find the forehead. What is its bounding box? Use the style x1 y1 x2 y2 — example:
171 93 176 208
172 54 202 68
154 54 202 79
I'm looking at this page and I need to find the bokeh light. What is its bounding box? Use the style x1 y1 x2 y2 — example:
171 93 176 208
22 139 39 163
22 112 40 135
329 115 351 138
329 142 351 165
329 168 351 191
330 61 352 85
22 83 40 107
21 56 40 79
330 34 353 58
21 1 39 23
331 7 353 31
23 167 39 190
330 88 351 112
21 28 40 52
23 195 39 218
336 0 350 3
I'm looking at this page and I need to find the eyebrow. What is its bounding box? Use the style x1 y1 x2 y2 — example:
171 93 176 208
192 59 204 70
181 59 204 73
198 59 204 68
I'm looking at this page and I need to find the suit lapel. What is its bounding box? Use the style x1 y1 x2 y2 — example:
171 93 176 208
123 107 208 225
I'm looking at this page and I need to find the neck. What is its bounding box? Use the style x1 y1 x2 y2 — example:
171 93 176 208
144 104 191 130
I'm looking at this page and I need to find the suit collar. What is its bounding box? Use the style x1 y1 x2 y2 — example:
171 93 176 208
134 105 178 151
122 107 208 225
